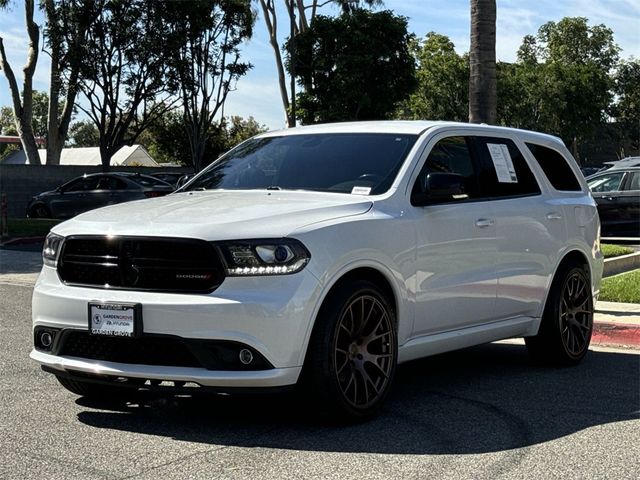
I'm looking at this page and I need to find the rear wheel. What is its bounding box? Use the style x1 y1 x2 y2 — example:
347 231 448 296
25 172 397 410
303 280 397 420
29 204 51 219
526 264 593 365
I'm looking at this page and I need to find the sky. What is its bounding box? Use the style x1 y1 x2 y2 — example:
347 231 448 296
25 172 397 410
1 0 639 131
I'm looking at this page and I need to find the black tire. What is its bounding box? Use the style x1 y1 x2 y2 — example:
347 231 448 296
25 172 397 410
56 375 136 399
525 263 593 366
302 279 397 421
29 204 51 219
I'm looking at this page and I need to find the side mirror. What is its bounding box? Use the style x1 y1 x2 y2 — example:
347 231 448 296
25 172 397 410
411 172 468 206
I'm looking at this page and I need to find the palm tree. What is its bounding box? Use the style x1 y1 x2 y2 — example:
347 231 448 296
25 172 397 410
469 0 496 124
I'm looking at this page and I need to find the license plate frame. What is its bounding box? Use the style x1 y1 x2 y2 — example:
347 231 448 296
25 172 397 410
88 302 142 338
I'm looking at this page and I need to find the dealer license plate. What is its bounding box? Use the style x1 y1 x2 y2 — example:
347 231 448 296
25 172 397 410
88 302 141 337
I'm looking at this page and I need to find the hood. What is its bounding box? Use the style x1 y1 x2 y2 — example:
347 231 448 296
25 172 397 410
52 190 373 240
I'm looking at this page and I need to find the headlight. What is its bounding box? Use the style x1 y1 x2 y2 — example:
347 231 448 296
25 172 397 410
43 232 64 267
217 239 310 276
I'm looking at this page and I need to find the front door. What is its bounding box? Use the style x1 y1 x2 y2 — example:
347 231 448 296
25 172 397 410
410 135 497 337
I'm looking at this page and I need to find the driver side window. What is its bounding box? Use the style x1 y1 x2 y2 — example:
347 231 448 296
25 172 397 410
588 172 625 192
413 136 478 200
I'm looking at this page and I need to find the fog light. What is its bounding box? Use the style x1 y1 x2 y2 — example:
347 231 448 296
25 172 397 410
239 349 253 365
40 331 53 348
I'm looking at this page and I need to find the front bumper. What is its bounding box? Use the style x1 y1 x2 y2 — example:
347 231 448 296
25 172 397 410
30 350 301 388
32 265 323 387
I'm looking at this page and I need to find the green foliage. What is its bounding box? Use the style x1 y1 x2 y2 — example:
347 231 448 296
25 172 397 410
0 91 49 138
67 120 99 147
290 9 416 124
599 269 640 303
136 110 267 167
397 32 468 121
612 58 640 154
601 244 634 259
498 17 619 160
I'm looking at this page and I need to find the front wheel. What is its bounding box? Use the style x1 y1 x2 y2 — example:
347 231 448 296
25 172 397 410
303 280 397 420
526 264 593 366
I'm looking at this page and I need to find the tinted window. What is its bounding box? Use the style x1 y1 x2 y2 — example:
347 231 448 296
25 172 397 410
413 136 479 200
186 134 418 195
526 143 581 191
588 172 625 192
65 177 100 192
626 172 640 191
129 175 170 188
474 137 541 198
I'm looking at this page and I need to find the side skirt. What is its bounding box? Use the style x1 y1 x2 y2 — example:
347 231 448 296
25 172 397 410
398 316 541 364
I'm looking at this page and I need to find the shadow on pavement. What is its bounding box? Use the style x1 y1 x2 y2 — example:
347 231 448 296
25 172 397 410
0 247 43 275
75 343 640 455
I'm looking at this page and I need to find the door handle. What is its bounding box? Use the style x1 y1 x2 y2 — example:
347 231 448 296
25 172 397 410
475 218 494 228
604 196 614 201
546 212 563 220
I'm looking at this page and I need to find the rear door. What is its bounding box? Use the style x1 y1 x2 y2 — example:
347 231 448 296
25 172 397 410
618 171 640 237
587 170 630 237
472 136 564 320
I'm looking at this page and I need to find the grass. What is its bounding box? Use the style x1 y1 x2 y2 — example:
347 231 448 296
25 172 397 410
599 269 640 303
2 218 62 239
601 243 634 258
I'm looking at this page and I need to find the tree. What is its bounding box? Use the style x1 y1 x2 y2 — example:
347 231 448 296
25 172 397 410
291 9 416 124
612 58 640 156
77 0 175 169
469 0 496 124
258 0 382 127
162 0 254 172
67 120 99 147
0 0 42 164
510 17 620 161
43 0 100 165
398 32 468 122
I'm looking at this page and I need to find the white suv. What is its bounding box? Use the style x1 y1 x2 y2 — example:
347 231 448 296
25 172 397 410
31 121 603 419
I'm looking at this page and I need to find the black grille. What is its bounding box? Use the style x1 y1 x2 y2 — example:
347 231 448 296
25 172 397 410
58 236 224 293
56 331 273 371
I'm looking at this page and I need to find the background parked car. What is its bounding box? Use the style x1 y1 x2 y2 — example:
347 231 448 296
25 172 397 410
587 166 640 238
149 171 188 187
27 172 174 219
175 173 195 189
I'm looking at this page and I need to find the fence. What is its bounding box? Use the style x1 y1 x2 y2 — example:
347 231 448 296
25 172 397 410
0 165 192 218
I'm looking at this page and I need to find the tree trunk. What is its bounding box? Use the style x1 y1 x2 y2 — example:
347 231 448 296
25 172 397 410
0 0 41 164
47 46 62 165
469 0 496 124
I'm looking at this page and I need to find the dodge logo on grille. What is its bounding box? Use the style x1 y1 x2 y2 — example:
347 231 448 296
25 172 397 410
175 273 212 280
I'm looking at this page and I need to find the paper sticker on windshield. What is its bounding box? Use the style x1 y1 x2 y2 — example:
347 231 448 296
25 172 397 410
351 186 371 195
487 143 517 183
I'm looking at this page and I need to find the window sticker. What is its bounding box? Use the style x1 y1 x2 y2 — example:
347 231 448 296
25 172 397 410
487 143 518 183
351 186 372 195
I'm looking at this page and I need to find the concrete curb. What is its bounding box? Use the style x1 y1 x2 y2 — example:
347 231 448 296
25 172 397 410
592 321 640 348
603 251 640 277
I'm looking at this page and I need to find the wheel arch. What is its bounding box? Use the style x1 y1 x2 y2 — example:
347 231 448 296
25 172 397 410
537 248 592 321
298 263 404 367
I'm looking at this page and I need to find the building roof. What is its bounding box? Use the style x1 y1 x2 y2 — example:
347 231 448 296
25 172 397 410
0 144 159 166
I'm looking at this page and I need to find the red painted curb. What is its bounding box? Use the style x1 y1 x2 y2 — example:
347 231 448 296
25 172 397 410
592 322 640 348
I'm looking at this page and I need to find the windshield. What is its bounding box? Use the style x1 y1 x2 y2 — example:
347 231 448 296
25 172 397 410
184 133 418 195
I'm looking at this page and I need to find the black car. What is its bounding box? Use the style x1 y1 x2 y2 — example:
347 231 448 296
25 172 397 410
149 171 188 187
27 172 174 219
587 167 640 238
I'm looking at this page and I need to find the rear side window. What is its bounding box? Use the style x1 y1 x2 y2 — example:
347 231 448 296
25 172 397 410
587 172 626 192
526 143 582 191
473 137 541 198
627 172 640 191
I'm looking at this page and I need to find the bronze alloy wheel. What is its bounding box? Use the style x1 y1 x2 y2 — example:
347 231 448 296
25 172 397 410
559 269 593 357
333 294 395 410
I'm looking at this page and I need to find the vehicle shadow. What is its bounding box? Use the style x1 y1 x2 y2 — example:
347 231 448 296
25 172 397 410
76 343 640 455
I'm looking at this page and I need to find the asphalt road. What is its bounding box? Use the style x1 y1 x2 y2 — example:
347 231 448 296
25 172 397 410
1 280 639 480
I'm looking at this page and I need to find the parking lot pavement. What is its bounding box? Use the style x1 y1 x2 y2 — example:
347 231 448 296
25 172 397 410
0 247 42 286
1 282 639 479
